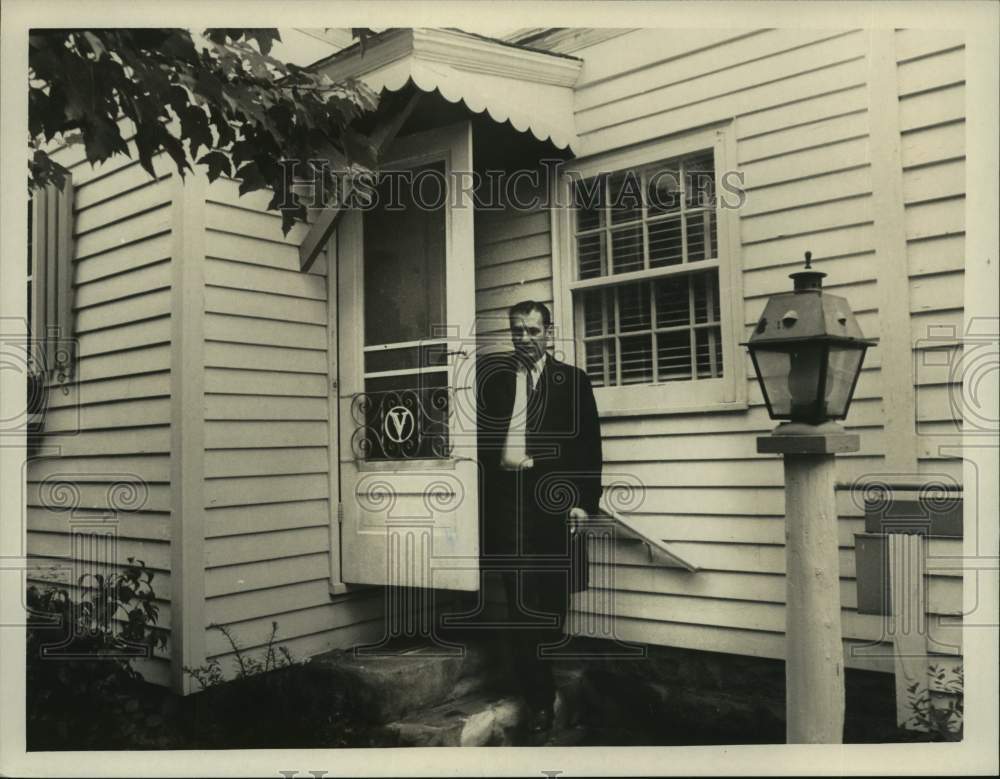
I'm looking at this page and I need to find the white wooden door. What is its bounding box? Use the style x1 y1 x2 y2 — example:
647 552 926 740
338 122 479 591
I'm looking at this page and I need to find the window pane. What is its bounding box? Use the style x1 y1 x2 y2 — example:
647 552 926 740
365 343 449 374
610 225 644 274
583 289 606 337
618 282 651 333
647 167 681 216
655 275 690 329
648 216 683 267
684 151 716 210
574 176 605 232
363 162 446 347
609 170 643 225
620 334 653 385
691 271 720 324
657 330 693 381
577 233 605 280
824 344 865 419
585 339 609 387
692 271 721 325
695 326 724 378
685 209 716 263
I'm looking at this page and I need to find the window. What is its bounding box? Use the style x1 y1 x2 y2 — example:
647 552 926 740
557 126 746 415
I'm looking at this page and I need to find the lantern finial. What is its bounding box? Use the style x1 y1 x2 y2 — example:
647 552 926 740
790 250 826 292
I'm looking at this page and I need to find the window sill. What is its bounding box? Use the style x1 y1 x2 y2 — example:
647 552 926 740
593 378 748 418
597 399 749 418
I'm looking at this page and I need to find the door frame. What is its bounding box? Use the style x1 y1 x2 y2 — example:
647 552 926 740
333 120 480 591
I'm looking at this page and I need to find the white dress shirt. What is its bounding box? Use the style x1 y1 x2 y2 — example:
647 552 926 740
499 353 546 470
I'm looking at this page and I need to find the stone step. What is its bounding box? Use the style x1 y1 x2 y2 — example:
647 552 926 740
377 692 528 747
307 638 507 724
374 666 592 747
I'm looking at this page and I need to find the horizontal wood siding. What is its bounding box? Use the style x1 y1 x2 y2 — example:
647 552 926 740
27 153 174 684
516 27 968 668
200 178 381 669
897 32 967 478
474 185 554 341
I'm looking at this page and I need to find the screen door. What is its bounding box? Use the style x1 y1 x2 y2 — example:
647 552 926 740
338 122 479 591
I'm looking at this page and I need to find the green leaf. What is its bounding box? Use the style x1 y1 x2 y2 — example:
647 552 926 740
180 104 213 161
197 151 232 182
235 161 267 195
245 29 281 56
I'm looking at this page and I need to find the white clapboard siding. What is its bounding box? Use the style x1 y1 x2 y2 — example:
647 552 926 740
27 531 171 574
75 289 172 334
27 152 178 677
27 505 171 542
902 159 965 207
897 33 966 472
74 178 173 237
203 447 328 477
204 312 327 350
198 174 386 678
205 553 330 598
204 527 330 568
576 30 866 136
474 199 553 338
75 317 171 357
579 53 868 156
204 499 330 539
900 40 966 468
74 233 172 285
74 205 172 261
571 589 963 650
73 260 171 310
611 577 956 633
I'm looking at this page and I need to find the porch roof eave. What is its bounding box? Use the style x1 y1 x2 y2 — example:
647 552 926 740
311 28 583 152
297 28 584 272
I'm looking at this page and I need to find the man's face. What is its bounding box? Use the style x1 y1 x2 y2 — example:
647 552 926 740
509 309 549 364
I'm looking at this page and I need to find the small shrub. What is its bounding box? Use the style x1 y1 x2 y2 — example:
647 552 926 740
184 620 294 690
26 558 173 749
904 664 963 741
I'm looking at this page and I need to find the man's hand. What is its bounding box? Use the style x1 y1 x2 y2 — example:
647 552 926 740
567 506 588 534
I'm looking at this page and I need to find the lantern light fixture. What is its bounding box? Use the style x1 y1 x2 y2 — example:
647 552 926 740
743 252 876 426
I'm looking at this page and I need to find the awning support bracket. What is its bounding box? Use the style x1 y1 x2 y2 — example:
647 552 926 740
298 91 423 272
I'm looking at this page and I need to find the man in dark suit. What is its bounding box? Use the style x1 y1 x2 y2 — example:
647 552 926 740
476 299 603 735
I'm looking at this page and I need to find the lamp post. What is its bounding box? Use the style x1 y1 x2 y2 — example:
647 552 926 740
744 252 875 744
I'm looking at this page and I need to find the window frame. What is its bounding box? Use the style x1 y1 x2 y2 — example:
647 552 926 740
553 123 747 417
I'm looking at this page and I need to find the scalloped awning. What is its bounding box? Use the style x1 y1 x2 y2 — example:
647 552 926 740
312 28 583 152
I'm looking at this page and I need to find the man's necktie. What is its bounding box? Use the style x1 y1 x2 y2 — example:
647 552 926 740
500 364 533 470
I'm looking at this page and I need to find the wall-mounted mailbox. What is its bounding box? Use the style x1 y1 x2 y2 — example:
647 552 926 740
853 487 962 616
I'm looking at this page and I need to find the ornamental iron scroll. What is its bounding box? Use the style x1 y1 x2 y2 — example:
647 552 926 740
351 384 451 460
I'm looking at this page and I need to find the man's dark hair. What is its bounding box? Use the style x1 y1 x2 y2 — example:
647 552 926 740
508 299 552 328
